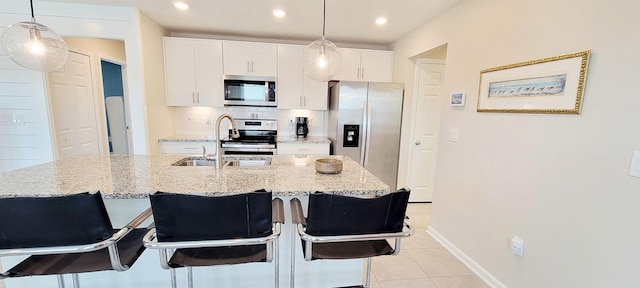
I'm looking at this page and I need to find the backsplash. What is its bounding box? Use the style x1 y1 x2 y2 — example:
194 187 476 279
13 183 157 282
173 106 325 139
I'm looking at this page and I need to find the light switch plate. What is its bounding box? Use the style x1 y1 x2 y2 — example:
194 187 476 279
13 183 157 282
449 128 460 142
510 235 524 256
629 151 640 178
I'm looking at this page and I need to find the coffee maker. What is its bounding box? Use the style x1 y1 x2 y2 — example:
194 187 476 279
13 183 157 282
295 117 309 138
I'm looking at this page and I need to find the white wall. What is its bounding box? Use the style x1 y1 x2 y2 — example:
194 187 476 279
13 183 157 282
138 12 173 155
171 106 325 139
391 0 640 287
0 1 148 172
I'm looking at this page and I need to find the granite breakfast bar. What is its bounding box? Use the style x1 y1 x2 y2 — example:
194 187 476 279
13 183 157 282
0 154 390 288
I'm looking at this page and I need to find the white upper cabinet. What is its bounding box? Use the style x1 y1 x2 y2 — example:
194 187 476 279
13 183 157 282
277 44 328 110
164 37 223 107
223 41 277 77
333 48 394 82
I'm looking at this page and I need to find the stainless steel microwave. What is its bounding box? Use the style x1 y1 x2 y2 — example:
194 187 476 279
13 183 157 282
223 75 277 107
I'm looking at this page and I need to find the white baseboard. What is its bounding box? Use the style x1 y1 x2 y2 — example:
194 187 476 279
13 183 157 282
427 227 508 288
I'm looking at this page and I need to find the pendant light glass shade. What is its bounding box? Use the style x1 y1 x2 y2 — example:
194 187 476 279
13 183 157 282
303 0 341 82
303 38 341 82
1 1 68 72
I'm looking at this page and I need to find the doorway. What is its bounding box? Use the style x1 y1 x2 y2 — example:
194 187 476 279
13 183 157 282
46 37 129 159
407 58 446 202
48 51 101 159
100 60 129 154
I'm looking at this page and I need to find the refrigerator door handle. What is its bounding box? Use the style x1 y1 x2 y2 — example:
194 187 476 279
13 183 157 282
364 100 373 166
360 101 368 166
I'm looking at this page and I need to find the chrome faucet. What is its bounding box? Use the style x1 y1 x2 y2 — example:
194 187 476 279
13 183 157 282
215 114 240 169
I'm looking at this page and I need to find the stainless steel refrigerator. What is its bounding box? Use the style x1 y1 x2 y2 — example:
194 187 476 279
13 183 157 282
327 81 404 190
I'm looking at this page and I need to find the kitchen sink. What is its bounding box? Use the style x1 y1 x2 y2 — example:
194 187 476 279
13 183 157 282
172 157 216 166
224 159 271 167
172 157 271 167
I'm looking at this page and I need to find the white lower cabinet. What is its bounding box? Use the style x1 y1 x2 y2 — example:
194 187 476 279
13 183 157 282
277 142 329 155
159 141 216 155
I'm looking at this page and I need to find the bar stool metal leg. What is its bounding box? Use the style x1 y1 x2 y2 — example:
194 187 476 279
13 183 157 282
170 268 177 288
364 258 372 288
290 227 296 288
187 267 193 288
72 273 80 288
274 238 279 288
57 275 65 288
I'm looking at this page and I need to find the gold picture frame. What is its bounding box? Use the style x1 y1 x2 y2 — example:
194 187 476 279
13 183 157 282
477 50 590 114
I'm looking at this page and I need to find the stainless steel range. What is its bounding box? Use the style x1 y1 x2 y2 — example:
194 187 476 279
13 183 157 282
220 119 277 155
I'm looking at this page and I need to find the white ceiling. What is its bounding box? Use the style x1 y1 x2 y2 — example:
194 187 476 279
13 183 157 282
43 0 460 46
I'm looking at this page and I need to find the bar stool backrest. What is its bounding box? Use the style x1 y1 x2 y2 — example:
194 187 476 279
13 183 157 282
306 189 410 236
150 190 273 242
0 192 114 249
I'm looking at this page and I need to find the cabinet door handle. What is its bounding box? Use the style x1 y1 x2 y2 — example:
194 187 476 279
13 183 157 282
251 61 254 73
196 92 200 105
361 67 365 80
192 92 196 104
247 61 250 73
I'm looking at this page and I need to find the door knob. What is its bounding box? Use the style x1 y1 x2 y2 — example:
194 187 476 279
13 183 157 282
415 141 421 145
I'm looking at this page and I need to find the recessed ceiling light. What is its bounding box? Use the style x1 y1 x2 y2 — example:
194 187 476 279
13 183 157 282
375 17 388 25
273 9 286 18
174 1 190 10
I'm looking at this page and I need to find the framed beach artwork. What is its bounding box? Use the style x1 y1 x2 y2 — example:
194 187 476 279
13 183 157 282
450 93 465 106
477 50 590 114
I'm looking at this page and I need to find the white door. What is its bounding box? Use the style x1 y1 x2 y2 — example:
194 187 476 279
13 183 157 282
408 59 445 202
48 51 100 159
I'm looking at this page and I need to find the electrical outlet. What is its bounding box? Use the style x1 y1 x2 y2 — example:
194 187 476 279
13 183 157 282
0 114 25 126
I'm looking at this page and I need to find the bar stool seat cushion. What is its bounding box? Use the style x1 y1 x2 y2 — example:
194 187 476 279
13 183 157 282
169 245 267 268
302 240 393 260
4 228 148 277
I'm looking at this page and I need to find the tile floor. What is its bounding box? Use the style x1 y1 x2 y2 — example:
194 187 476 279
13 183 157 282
366 203 490 288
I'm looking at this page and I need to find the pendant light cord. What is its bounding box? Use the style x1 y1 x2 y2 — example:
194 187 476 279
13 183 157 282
321 0 326 40
30 0 36 22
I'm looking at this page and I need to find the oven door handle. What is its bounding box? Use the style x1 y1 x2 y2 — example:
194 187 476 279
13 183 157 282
221 143 276 149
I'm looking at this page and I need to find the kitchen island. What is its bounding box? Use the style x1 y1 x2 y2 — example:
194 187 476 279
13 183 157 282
0 154 390 288
0 154 387 198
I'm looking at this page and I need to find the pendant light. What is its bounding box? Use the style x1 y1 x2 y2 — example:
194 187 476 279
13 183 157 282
1 0 68 72
303 0 341 82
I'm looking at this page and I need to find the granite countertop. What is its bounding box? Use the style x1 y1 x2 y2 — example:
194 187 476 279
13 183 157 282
277 136 331 144
0 155 389 199
159 135 330 144
158 135 216 142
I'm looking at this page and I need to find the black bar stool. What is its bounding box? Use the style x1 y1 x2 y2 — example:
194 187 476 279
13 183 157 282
290 189 414 288
0 191 152 288
143 190 284 288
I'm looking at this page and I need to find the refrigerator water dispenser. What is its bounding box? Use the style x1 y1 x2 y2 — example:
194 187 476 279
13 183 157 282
343 124 360 147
